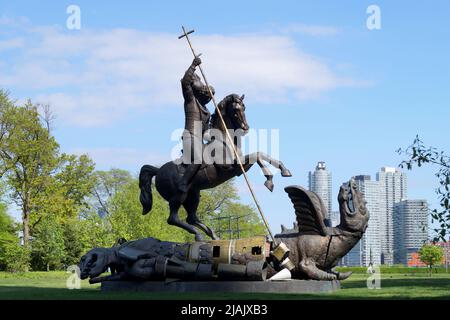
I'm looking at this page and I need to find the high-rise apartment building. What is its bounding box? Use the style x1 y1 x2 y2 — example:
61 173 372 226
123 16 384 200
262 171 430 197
354 175 382 266
376 167 407 265
330 211 340 227
308 161 332 220
393 200 429 265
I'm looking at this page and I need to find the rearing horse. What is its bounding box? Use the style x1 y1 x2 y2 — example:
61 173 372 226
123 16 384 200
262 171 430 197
139 94 292 241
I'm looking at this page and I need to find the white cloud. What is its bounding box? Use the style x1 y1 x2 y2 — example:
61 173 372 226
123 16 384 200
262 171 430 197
281 24 340 36
71 147 169 170
0 20 364 127
0 37 24 51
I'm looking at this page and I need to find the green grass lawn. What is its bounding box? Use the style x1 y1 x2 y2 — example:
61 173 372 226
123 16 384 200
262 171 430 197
0 271 449 300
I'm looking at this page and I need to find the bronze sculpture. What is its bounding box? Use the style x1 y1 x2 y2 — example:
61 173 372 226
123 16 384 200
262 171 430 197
79 180 368 282
178 56 215 194
80 27 369 288
138 57 292 241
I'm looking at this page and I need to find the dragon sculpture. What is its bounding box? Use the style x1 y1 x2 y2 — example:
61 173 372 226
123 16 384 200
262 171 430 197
79 179 368 282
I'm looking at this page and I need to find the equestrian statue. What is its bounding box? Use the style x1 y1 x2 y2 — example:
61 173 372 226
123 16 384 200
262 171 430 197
138 56 292 241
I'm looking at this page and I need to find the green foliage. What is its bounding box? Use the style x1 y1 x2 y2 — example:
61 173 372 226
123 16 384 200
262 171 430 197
0 95 60 225
30 217 65 271
0 204 29 272
199 180 267 239
79 211 115 248
419 244 444 274
91 168 133 216
0 242 30 273
107 179 190 242
0 91 95 252
89 173 265 243
31 153 95 228
0 202 13 236
398 135 450 241
61 219 88 267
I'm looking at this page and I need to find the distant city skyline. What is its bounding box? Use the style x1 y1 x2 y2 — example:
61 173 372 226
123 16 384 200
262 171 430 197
314 164 431 267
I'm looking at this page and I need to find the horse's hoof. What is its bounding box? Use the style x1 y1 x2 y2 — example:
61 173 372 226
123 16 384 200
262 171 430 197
264 180 274 192
195 234 204 241
281 169 292 177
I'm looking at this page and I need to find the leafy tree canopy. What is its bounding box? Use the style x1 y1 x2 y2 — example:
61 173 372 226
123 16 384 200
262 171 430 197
398 135 450 241
419 244 444 275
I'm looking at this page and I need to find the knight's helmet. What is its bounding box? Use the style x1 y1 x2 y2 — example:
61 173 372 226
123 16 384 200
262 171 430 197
192 73 215 104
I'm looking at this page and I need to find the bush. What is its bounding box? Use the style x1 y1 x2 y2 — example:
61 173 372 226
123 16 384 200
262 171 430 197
0 241 30 272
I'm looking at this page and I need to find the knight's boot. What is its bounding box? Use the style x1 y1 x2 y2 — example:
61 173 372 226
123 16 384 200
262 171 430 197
178 164 201 193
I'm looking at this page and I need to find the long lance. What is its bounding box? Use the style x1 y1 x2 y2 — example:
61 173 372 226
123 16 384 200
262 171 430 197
178 26 276 243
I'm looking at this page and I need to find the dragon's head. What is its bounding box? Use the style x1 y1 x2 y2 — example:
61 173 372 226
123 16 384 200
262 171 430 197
79 248 116 280
338 178 369 234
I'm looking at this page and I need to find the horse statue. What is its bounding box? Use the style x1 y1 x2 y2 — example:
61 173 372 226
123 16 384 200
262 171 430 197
139 93 292 241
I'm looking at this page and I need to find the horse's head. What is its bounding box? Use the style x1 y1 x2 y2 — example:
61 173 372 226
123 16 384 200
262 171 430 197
213 94 249 133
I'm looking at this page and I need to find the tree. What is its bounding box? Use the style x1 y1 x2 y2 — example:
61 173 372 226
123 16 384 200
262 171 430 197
62 218 88 267
31 154 95 231
107 178 190 242
0 92 60 251
91 169 133 217
79 210 115 249
196 181 238 219
0 91 95 263
198 180 267 239
104 177 266 242
0 202 29 272
78 170 267 255
30 217 65 271
398 136 450 241
419 244 444 276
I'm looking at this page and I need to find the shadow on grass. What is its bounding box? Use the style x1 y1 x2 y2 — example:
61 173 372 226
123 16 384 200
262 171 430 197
1 275 450 300
0 286 335 300
1 284 450 300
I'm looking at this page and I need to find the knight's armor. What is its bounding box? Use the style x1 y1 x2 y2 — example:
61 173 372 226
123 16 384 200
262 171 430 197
179 59 215 192
182 65 212 136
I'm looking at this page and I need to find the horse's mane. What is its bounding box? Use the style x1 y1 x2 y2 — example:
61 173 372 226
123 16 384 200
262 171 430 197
210 94 240 130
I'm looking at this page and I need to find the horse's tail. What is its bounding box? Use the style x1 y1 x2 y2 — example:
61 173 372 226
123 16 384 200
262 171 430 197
139 165 159 215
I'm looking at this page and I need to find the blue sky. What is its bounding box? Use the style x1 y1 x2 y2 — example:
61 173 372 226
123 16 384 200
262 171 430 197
1 1 449 237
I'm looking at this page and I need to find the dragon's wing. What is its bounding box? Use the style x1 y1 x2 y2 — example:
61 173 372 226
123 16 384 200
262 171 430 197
284 185 328 236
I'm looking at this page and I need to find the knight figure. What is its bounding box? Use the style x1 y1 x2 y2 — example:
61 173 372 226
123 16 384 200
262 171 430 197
179 56 215 193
